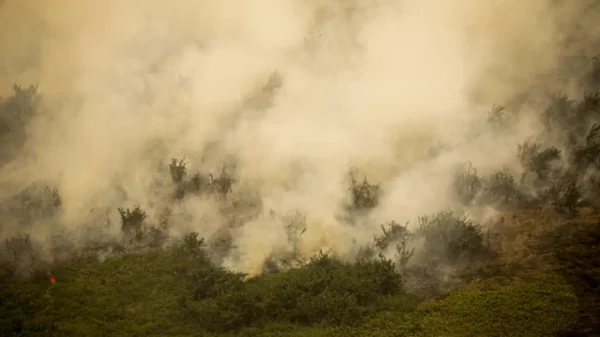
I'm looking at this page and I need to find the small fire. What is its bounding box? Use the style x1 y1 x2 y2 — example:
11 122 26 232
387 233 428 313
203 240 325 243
49 275 56 284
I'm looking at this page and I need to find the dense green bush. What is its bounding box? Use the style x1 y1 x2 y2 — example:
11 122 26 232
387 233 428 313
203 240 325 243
188 251 406 332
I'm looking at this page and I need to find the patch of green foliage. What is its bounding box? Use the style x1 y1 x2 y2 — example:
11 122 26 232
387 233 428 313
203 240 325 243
419 275 578 337
186 251 407 333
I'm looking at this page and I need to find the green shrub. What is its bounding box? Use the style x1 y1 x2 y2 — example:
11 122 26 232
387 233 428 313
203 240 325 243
419 275 579 337
190 265 246 301
189 251 405 332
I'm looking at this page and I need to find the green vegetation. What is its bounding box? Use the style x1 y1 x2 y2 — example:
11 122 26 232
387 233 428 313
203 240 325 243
0 235 582 337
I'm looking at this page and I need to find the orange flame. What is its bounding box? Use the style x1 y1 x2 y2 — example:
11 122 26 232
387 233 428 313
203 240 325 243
49 275 56 284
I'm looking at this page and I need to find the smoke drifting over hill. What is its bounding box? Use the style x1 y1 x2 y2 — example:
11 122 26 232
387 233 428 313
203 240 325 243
1 0 599 276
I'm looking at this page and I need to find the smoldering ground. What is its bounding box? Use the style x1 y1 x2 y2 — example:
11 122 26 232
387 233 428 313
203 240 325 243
0 0 599 278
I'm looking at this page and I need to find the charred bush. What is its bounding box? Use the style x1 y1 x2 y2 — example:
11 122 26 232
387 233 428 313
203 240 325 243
347 175 381 214
482 171 519 205
169 158 211 200
416 210 487 265
545 174 582 215
1 183 62 227
118 206 147 243
452 162 482 206
518 140 562 181
209 168 235 199
0 84 39 141
374 221 409 251
572 123 600 170
543 93 576 131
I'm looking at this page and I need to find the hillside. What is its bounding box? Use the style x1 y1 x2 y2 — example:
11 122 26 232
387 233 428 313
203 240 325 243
1 206 599 336
3 1 600 336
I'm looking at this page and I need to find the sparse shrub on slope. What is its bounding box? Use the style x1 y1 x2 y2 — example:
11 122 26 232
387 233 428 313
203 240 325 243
1 234 38 281
263 211 308 273
518 140 562 183
482 170 520 206
0 84 39 147
168 157 211 200
209 167 235 200
545 173 582 215
543 93 576 132
118 205 148 245
346 174 381 215
452 162 482 206
1 183 61 227
572 123 600 170
589 55 600 88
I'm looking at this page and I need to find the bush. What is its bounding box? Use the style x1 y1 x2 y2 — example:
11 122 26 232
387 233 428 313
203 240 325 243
0 84 39 143
517 140 561 181
118 206 147 243
188 251 405 332
451 162 482 206
416 210 487 265
168 158 210 200
572 123 600 170
208 168 235 200
0 183 62 226
545 174 582 215
190 265 246 301
543 93 576 131
371 221 414 270
482 170 519 205
347 175 381 214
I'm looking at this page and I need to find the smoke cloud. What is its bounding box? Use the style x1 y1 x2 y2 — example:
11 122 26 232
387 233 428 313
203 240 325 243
0 0 598 276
